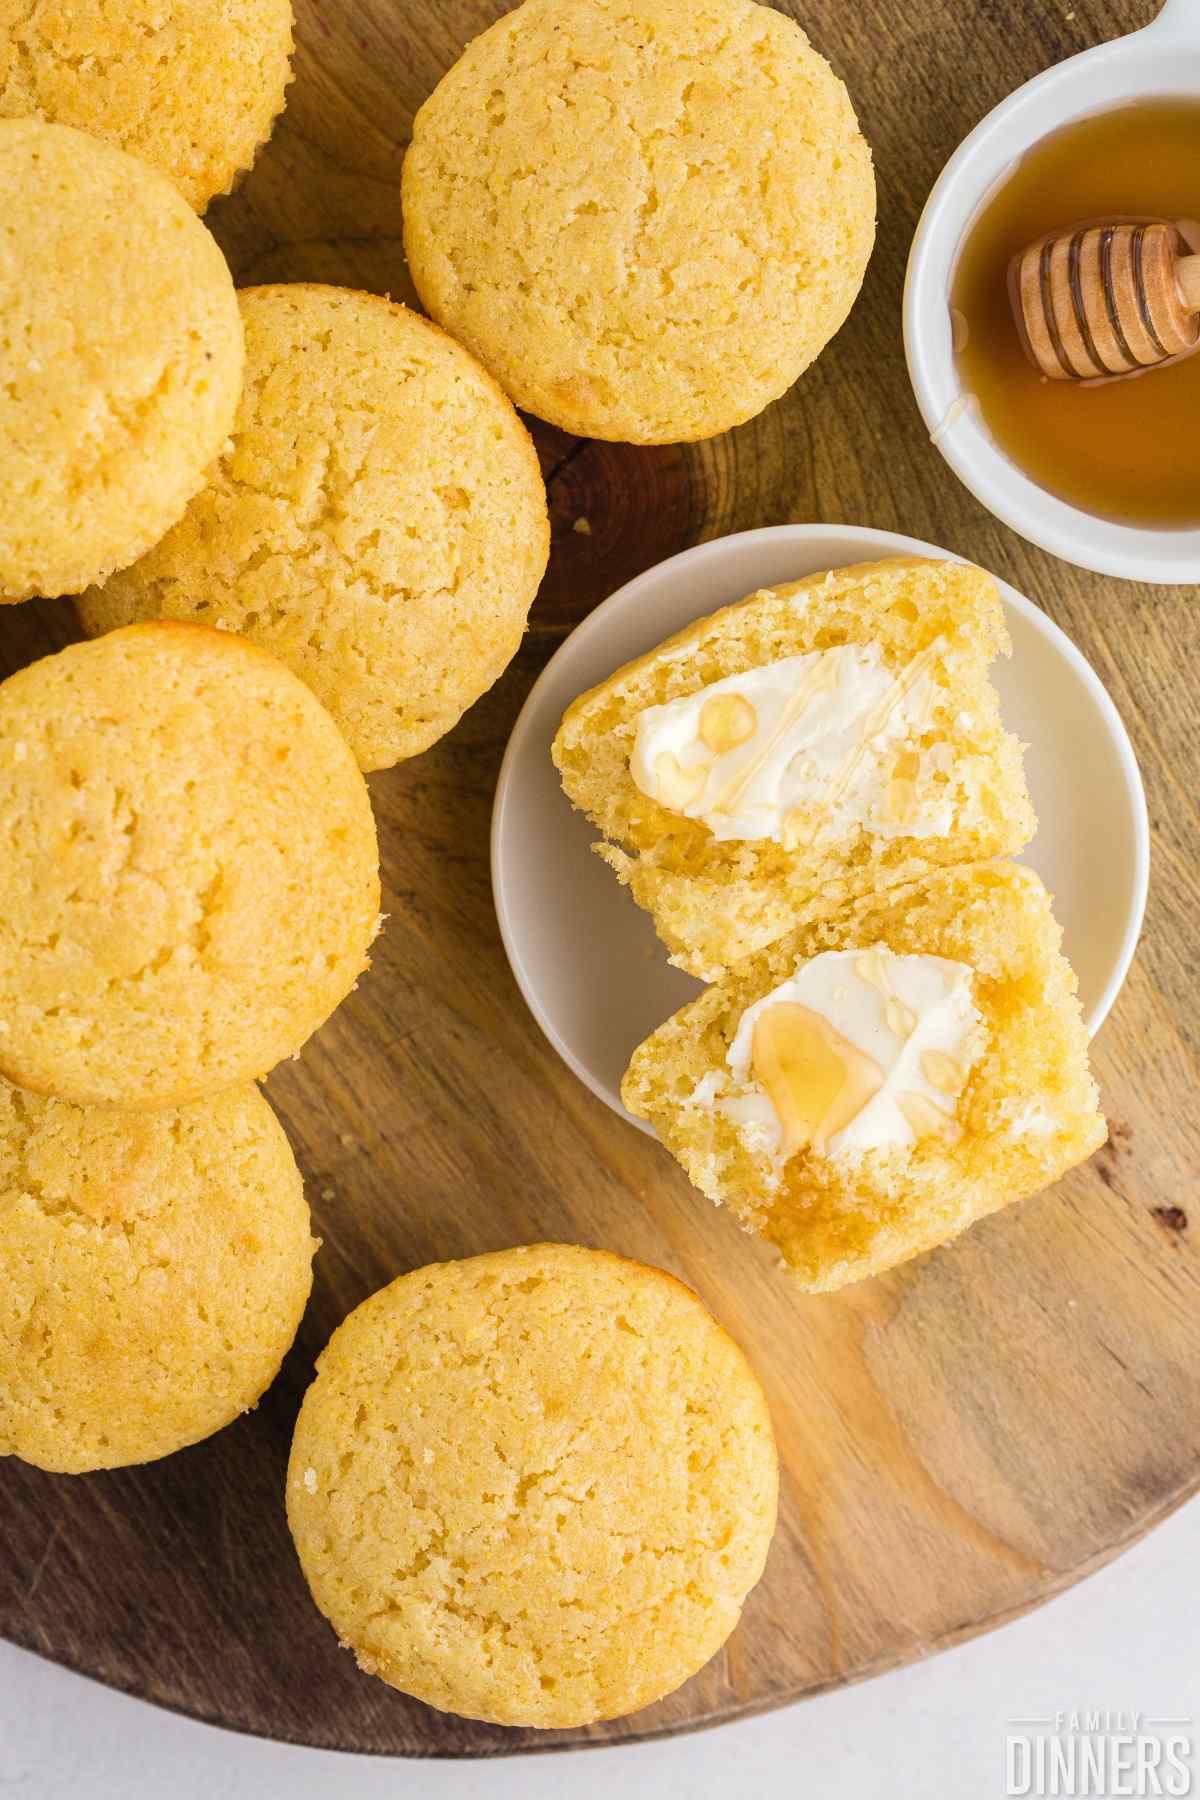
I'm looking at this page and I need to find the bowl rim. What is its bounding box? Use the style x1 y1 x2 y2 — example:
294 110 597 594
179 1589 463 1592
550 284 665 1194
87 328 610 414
491 523 1150 1124
903 18 1200 583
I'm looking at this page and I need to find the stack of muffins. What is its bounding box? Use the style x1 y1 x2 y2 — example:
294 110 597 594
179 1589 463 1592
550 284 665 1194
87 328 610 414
0 0 1098 1743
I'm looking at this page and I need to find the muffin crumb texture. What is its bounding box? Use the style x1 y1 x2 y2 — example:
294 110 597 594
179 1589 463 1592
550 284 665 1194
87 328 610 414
0 0 294 209
403 0 875 441
287 1244 777 1727
0 1083 315 1473
81 285 550 770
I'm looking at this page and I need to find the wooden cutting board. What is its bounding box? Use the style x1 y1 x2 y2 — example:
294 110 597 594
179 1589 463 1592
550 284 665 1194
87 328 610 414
2 0 1197 1760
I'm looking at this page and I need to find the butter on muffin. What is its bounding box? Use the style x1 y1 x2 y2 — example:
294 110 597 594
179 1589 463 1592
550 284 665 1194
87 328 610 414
623 862 1106 1292
287 1243 777 1728
0 120 243 602
0 0 293 210
554 558 1035 979
0 622 380 1109
0 1083 315 1474
402 0 875 443
80 284 550 771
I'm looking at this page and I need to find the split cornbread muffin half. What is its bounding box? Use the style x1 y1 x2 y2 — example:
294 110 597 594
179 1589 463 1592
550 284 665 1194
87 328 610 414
622 862 1106 1292
554 558 1035 979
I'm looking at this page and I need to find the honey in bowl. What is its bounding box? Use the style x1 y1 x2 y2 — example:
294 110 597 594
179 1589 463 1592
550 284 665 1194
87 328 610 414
950 98 1200 528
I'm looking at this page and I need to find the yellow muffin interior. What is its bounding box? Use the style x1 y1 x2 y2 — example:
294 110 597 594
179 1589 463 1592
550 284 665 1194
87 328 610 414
622 862 1106 1292
554 558 1036 978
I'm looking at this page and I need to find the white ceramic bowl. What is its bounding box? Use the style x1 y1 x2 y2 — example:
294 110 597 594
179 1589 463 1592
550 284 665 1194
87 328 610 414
904 0 1200 583
492 525 1149 1129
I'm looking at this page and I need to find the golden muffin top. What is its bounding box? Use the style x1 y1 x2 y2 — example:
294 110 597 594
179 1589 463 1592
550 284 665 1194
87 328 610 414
80 284 550 771
287 1242 777 1728
0 119 243 601
403 0 875 443
0 622 380 1108
0 0 294 210
0 1082 314 1474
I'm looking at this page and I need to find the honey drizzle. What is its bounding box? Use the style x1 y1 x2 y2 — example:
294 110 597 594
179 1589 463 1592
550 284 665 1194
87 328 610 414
825 641 942 813
854 946 890 991
921 1048 965 1093
699 691 757 754
886 996 918 1039
896 1090 963 1144
853 946 917 1041
710 648 842 818
855 952 968 1138
653 751 707 810
750 1002 884 1158
884 749 922 828
785 640 943 850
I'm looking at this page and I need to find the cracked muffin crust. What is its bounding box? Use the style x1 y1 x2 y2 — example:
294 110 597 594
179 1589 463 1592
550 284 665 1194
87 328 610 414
402 0 875 443
0 621 380 1108
0 0 293 211
287 1243 778 1727
0 1082 315 1473
80 284 550 771
0 119 244 602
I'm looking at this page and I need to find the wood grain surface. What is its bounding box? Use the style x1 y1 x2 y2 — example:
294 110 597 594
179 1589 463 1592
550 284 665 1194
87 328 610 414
2 0 1197 1760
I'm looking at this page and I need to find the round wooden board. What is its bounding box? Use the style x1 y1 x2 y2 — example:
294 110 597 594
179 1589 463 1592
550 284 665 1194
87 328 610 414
2 0 1198 1761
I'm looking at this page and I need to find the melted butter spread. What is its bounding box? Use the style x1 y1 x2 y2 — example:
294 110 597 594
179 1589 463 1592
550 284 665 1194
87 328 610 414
630 641 953 845
717 946 984 1162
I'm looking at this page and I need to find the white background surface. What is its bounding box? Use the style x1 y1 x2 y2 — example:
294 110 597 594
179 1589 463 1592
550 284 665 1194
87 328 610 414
2 1492 1196 1799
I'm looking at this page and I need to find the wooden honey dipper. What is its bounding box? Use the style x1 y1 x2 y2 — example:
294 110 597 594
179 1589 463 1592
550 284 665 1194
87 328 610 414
1012 220 1200 380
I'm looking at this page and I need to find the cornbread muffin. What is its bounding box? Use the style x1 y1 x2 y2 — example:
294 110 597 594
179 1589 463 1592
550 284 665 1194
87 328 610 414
0 0 293 211
623 862 1106 1292
0 120 243 602
402 0 875 443
287 1244 777 1727
0 1083 315 1474
80 285 550 771
554 559 1035 978
0 623 380 1108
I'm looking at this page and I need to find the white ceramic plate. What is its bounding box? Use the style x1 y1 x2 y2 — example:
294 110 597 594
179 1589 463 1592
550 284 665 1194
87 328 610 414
491 525 1149 1131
